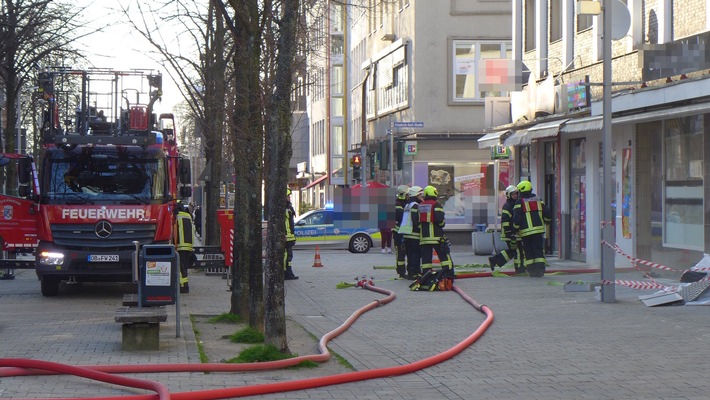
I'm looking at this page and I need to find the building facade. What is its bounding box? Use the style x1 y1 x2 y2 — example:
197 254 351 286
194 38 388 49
488 0 710 269
302 0 513 239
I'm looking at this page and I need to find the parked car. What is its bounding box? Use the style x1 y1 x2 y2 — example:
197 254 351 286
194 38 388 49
294 208 380 253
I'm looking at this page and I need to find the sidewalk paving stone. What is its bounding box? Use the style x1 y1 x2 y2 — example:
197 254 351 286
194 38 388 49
1 245 709 399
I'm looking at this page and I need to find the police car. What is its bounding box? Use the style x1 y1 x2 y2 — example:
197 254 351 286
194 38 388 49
294 208 380 253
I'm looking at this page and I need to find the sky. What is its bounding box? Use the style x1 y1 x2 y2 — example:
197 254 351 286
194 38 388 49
72 1 183 117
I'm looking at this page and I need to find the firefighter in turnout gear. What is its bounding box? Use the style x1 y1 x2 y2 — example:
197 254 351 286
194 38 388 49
512 180 552 277
489 185 525 273
401 186 423 279
418 185 453 276
284 188 299 280
393 185 409 278
173 202 194 293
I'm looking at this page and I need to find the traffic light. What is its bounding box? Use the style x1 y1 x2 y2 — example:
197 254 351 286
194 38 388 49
352 154 362 182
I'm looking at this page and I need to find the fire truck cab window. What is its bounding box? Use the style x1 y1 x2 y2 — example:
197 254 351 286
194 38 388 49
47 153 165 202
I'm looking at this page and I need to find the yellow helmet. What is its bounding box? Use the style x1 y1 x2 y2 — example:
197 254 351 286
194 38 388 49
423 185 438 198
396 185 409 199
517 180 532 193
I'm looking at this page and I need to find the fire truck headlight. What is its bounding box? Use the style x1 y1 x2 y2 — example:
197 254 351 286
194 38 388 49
39 252 65 266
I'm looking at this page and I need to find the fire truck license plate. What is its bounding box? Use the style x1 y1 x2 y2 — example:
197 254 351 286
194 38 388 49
88 255 119 262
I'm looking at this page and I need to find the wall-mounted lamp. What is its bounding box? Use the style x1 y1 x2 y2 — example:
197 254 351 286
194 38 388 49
576 1 601 16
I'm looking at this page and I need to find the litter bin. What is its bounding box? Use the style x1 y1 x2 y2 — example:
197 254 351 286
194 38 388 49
471 231 495 255
139 245 178 307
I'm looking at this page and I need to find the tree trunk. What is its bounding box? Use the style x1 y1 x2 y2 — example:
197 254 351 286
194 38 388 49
202 4 227 248
228 0 264 330
3 67 19 195
264 0 300 352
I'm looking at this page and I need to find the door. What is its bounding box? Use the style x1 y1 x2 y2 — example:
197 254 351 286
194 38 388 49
0 154 40 250
294 210 328 247
543 141 558 255
569 139 587 262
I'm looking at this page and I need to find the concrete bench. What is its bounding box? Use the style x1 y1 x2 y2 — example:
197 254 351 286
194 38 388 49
115 305 168 351
122 293 139 307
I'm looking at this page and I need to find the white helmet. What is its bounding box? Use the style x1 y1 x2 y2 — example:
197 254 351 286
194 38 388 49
505 185 519 199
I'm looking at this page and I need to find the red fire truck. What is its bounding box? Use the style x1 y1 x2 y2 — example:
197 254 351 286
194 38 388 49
0 69 191 296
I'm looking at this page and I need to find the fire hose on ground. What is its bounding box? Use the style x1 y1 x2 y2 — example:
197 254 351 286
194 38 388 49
0 283 494 400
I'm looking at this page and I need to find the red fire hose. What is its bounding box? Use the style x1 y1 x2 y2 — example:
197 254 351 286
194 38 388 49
0 283 493 400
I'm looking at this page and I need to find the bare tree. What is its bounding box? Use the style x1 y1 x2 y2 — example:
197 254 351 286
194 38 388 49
214 0 266 329
263 0 301 351
214 0 302 349
0 0 86 191
121 0 232 247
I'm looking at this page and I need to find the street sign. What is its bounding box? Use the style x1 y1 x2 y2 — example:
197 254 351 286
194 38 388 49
393 121 424 128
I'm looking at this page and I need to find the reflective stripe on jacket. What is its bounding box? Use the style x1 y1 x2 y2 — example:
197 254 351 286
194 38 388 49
501 198 517 242
402 200 421 239
512 193 551 237
393 198 406 233
286 204 296 242
174 211 194 251
419 198 445 245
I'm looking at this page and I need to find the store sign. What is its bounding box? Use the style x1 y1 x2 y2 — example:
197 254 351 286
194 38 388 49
404 141 417 155
566 80 590 110
491 145 510 160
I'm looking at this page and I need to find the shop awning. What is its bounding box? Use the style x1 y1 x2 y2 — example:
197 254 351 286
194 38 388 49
561 115 603 134
525 118 569 142
503 129 528 146
477 129 511 149
612 101 710 125
304 173 327 189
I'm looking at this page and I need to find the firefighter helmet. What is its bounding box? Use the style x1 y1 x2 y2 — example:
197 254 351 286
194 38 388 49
517 180 532 193
505 185 519 199
423 185 438 198
408 185 423 197
396 185 409 199
287 188 292 196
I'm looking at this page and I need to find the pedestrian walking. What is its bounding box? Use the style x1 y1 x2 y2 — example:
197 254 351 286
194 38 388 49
193 205 202 238
393 185 409 277
489 185 525 273
284 188 299 280
512 180 552 277
418 185 453 276
173 202 194 293
400 186 422 279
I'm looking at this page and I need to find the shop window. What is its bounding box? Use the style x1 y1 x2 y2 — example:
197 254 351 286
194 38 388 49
413 160 512 227
663 116 704 249
518 146 531 182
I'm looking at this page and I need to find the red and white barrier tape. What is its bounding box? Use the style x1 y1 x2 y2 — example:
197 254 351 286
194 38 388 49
601 279 671 290
601 240 680 273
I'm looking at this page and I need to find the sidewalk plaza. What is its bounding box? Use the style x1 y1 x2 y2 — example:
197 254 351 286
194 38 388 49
2 246 710 399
